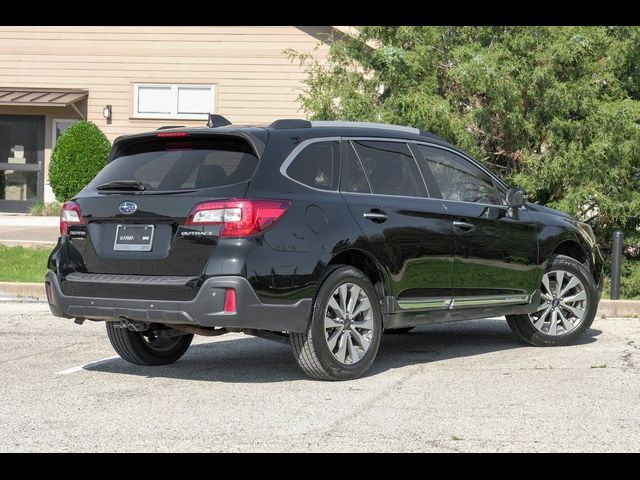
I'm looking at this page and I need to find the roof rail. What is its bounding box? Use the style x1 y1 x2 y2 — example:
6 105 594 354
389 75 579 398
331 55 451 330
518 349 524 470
311 120 420 135
156 125 185 130
207 114 232 128
270 119 312 129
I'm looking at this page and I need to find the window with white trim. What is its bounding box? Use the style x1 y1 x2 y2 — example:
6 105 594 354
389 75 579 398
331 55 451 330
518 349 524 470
133 84 215 120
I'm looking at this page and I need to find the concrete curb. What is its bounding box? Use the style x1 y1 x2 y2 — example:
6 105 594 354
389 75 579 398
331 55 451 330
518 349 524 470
0 282 638 317
0 282 46 301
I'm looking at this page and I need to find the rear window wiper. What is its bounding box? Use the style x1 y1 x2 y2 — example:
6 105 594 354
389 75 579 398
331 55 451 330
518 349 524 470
96 180 146 191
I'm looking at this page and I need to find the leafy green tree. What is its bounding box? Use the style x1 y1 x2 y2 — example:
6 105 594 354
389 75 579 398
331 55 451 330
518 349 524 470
289 27 640 294
49 121 111 202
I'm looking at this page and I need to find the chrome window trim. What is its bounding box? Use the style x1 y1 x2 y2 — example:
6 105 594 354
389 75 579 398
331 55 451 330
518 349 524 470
280 136 526 211
279 136 342 193
410 141 506 208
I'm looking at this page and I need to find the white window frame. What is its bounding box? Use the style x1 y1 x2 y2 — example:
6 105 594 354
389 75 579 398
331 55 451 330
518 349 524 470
132 83 216 120
52 118 79 148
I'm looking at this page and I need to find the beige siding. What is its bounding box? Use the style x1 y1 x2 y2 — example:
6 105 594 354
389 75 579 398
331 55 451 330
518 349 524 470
0 26 331 203
0 26 329 140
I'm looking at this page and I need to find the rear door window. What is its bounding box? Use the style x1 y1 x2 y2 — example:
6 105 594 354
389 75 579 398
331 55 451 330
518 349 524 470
88 137 259 192
351 140 426 197
286 141 340 190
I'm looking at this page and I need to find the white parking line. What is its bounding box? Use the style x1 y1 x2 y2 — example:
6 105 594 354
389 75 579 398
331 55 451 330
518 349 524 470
56 356 120 375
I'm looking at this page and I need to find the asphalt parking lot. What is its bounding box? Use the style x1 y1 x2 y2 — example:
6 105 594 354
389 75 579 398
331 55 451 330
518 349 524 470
0 302 638 452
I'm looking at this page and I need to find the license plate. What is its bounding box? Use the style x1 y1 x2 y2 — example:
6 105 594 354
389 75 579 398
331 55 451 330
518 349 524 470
113 225 154 251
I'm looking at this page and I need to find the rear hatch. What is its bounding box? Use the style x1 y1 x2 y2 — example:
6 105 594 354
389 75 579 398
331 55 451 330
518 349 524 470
64 131 264 287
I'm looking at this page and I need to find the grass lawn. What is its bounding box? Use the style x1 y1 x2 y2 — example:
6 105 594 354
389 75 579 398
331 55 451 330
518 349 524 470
0 245 51 283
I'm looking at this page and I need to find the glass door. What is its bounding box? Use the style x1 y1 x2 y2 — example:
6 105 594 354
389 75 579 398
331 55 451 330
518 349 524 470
0 115 45 213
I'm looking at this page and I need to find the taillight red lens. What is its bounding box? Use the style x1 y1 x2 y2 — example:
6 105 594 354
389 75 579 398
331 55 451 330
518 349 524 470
185 199 290 238
224 289 237 313
60 201 84 235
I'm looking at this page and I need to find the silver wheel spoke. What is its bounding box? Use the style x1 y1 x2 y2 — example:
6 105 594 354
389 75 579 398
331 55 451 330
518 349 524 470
542 275 552 296
324 314 342 329
328 297 346 319
548 310 558 335
326 327 344 351
346 285 361 317
351 328 370 351
558 275 580 298
562 290 586 304
540 293 553 301
346 334 359 363
558 310 574 333
534 307 552 329
535 302 552 313
561 303 585 320
351 296 371 319
355 313 374 331
336 332 348 363
338 285 348 317
555 271 565 296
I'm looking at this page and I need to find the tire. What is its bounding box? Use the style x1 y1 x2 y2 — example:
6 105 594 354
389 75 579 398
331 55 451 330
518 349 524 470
506 254 598 347
384 326 415 334
290 265 383 381
106 322 193 366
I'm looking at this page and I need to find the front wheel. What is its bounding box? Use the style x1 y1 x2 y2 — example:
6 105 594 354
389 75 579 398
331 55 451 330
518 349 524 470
290 265 383 381
506 254 598 346
106 322 193 365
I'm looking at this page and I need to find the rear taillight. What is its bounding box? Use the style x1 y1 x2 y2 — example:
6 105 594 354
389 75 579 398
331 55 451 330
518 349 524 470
185 199 290 238
60 201 84 235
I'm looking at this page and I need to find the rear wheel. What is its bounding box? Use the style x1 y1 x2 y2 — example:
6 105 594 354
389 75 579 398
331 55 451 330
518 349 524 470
506 255 598 346
290 266 383 381
106 322 193 365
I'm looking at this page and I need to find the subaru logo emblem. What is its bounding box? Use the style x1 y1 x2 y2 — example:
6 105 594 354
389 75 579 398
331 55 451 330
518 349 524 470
119 201 137 215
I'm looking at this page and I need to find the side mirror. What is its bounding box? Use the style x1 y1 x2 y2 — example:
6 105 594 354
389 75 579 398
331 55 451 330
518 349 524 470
505 187 526 208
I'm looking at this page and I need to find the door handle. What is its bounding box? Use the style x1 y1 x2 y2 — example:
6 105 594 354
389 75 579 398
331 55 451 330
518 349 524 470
363 210 388 223
453 220 475 231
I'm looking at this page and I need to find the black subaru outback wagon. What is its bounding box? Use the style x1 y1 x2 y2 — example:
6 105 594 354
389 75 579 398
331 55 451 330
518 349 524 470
46 117 604 380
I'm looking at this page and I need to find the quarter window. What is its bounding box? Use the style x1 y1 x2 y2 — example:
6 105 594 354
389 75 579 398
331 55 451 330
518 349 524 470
352 141 425 197
415 145 501 205
286 141 340 191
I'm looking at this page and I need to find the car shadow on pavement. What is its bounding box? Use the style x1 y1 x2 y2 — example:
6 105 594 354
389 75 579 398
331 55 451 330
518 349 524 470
85 318 602 383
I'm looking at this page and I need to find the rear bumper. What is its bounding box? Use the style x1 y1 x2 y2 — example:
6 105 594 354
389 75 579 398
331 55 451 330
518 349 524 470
45 271 311 333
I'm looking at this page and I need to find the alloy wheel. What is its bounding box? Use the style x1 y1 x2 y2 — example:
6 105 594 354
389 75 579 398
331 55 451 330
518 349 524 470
529 270 587 336
324 283 375 364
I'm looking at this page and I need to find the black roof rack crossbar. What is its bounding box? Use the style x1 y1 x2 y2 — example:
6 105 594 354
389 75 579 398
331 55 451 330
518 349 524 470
208 114 232 128
156 125 186 130
269 119 312 129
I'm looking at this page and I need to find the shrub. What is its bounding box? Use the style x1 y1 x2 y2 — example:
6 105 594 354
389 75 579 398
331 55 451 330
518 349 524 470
48 121 111 202
29 200 62 216
604 258 640 300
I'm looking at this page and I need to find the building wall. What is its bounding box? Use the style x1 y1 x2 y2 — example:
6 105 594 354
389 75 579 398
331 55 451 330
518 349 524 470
0 26 330 203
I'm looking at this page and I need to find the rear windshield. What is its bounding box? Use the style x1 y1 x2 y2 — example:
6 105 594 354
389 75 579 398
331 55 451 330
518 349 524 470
88 137 259 192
